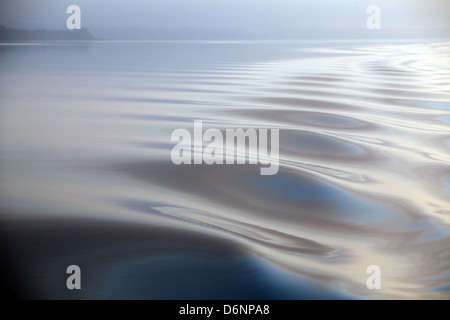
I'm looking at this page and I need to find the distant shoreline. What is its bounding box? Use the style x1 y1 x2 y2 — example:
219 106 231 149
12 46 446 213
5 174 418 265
1 25 448 43
0 25 97 42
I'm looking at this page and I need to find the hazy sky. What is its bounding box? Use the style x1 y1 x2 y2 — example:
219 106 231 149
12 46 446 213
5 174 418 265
1 0 449 39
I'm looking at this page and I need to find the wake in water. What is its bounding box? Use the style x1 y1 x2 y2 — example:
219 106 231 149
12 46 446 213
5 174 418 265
0 41 449 299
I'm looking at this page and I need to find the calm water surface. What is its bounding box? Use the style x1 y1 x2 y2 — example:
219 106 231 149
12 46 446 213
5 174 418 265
0 41 449 299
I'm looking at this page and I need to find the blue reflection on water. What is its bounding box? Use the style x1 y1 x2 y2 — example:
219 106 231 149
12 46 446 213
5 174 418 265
100 254 359 300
